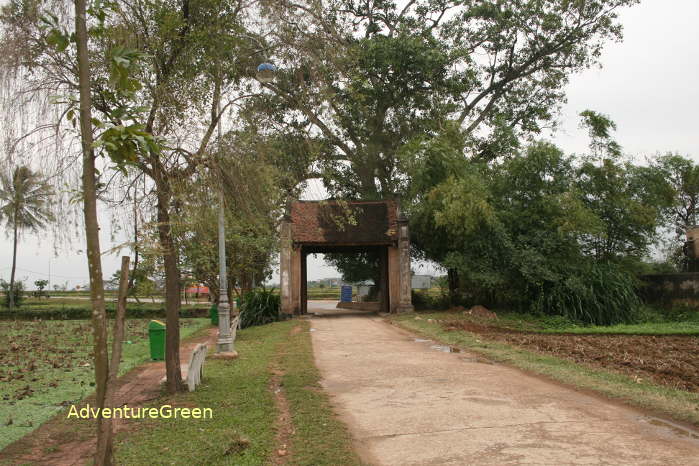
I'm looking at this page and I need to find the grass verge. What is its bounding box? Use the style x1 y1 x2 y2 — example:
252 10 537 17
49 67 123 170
477 310 699 335
278 322 362 466
391 313 699 427
114 320 362 465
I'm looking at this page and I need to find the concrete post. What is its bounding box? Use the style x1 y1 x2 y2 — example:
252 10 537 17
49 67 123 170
397 210 414 313
280 218 293 314
291 246 302 314
686 226 699 259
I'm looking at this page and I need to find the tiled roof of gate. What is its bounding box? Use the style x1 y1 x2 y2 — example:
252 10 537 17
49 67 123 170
289 200 399 245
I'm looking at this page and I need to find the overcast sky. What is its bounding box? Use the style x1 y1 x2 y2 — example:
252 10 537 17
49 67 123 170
2 0 698 288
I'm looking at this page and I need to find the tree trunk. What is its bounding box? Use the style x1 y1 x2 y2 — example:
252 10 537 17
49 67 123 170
9 220 18 311
101 256 130 465
240 274 252 296
128 185 141 304
447 268 459 305
74 0 111 462
154 173 184 393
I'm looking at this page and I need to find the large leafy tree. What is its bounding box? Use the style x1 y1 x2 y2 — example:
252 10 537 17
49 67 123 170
260 0 639 199
0 166 54 311
647 154 699 270
652 155 699 235
255 0 639 281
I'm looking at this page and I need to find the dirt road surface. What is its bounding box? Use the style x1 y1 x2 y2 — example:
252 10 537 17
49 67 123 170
309 310 699 465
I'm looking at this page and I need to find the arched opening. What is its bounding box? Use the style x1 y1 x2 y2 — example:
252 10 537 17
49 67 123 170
280 200 413 315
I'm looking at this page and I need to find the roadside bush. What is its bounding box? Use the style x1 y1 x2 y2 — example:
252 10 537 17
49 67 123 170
533 262 640 325
239 288 281 328
411 290 450 311
0 280 24 308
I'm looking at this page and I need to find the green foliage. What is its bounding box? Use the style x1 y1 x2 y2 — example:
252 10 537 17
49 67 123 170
33 279 48 290
648 154 699 270
33 279 49 297
411 290 450 311
263 0 640 199
652 154 699 235
408 130 671 324
239 288 281 329
41 4 161 173
532 262 641 326
0 280 24 308
0 166 55 233
324 250 380 284
579 110 621 157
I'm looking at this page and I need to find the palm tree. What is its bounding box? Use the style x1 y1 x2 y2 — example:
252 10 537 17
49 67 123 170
0 166 54 311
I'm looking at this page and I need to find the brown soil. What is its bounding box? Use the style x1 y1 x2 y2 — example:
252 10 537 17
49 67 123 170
0 328 217 466
451 305 498 320
443 320 699 392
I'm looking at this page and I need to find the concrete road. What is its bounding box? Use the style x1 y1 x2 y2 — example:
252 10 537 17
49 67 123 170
308 310 699 465
307 299 340 311
307 299 377 317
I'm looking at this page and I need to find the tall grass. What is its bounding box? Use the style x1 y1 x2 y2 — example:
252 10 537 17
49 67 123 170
533 262 640 325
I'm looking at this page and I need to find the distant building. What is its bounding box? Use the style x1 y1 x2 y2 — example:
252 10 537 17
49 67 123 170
318 277 343 287
185 285 210 297
411 275 433 290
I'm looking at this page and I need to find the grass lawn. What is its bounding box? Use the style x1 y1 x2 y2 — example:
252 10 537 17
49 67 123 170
114 320 361 466
0 318 209 450
391 312 699 427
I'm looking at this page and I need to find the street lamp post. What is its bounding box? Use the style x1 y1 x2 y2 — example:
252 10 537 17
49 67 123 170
216 187 234 354
215 62 277 355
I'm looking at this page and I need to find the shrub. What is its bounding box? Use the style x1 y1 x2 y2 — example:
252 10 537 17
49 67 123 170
411 290 450 311
0 280 25 308
239 288 281 328
532 262 640 326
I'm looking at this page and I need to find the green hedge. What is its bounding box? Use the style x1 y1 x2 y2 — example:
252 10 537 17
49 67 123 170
0 306 208 320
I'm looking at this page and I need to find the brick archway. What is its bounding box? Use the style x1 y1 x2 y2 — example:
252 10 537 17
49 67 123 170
279 200 414 315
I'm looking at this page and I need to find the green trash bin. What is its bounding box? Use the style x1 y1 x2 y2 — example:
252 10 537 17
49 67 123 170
210 304 218 326
148 320 166 361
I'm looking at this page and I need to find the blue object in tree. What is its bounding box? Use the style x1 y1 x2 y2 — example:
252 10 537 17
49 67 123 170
256 63 277 83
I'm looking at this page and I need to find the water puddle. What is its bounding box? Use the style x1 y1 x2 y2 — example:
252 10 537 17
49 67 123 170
644 417 699 442
430 344 461 353
412 338 461 353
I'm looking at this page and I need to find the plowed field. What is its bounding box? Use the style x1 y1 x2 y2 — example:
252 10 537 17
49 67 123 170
443 320 699 392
